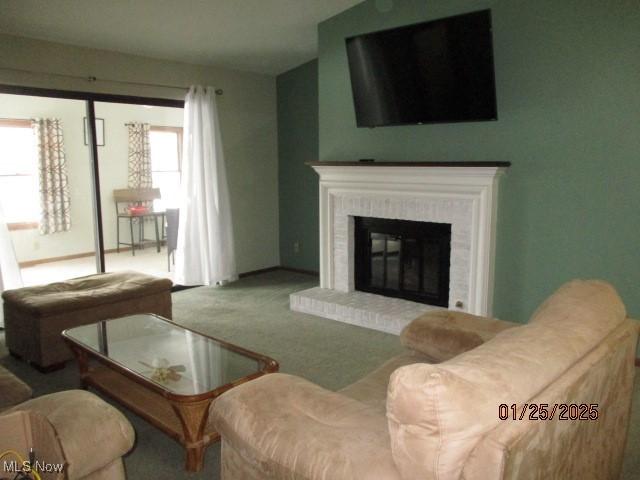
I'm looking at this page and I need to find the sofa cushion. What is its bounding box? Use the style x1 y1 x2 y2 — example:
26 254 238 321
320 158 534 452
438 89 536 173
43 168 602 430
212 373 402 479
400 310 517 361
0 366 32 411
2 270 172 317
339 352 432 411
386 280 626 480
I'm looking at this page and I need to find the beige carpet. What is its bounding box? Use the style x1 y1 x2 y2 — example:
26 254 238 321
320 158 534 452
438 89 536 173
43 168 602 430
1 269 638 479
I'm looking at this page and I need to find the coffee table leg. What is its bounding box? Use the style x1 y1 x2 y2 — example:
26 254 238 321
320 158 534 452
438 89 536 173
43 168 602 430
68 344 89 389
170 399 212 472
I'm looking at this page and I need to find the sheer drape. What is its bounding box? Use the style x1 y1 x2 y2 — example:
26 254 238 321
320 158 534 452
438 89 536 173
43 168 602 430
0 203 23 327
32 118 71 235
175 86 237 286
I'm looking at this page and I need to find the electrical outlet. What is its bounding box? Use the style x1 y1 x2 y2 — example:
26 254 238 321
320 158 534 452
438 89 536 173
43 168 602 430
293 241 300 254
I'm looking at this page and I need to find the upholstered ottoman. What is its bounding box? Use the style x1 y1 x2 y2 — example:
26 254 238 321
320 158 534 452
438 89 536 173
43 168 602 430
2 271 172 371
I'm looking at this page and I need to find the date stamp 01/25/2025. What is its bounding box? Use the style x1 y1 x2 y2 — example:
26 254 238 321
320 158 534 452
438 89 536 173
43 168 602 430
499 403 599 421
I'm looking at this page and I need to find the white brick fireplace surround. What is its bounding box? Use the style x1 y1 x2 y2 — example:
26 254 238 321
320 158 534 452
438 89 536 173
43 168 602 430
290 162 509 335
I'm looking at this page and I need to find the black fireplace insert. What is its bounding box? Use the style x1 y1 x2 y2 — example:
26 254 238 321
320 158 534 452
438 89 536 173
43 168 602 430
354 217 451 306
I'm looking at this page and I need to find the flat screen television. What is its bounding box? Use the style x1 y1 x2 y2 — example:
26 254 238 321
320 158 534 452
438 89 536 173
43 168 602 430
345 10 497 127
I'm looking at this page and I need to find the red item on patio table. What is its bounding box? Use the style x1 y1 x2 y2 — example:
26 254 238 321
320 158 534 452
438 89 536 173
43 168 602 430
128 206 149 215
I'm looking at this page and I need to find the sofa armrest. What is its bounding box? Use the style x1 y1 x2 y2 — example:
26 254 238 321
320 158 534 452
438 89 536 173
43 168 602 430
0 410 66 479
210 373 402 480
7 390 134 479
401 310 518 361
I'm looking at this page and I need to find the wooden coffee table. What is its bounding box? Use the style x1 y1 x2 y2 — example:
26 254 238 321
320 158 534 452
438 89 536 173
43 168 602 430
62 314 278 472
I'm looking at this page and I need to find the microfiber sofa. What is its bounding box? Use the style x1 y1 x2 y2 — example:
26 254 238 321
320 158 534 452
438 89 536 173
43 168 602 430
0 366 135 479
211 280 638 479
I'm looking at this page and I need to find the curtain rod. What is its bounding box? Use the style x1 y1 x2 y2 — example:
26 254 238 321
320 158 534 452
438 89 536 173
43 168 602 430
0 66 223 95
123 122 183 126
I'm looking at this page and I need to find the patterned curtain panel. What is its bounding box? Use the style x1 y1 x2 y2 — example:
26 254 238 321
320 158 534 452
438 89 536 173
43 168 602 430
127 122 152 189
32 118 71 235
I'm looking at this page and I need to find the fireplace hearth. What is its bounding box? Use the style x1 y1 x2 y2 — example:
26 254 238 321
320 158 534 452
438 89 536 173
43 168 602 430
290 162 508 335
354 217 451 307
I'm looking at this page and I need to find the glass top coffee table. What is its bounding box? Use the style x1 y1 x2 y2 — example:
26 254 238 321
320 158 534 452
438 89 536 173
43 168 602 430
62 313 278 472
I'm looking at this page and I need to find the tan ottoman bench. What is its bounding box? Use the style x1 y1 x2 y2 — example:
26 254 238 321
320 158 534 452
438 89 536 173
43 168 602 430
2 270 172 371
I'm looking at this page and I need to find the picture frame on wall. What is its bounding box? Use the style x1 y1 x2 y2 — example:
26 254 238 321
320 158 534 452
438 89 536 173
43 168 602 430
83 117 105 146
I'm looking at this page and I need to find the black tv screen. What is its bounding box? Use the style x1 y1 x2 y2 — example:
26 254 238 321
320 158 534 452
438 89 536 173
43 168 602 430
346 10 497 127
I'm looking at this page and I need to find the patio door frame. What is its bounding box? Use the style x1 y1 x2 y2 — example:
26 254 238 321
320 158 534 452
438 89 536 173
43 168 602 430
0 83 184 273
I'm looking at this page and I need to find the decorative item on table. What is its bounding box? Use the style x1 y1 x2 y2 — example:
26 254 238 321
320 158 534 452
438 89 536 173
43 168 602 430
128 205 149 215
139 358 186 383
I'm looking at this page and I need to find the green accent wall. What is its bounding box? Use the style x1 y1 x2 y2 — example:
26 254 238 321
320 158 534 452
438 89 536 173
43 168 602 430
318 0 640 321
278 60 319 271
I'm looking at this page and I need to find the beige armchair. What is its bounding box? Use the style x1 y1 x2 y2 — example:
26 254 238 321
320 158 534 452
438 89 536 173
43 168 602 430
211 280 638 479
0 367 135 479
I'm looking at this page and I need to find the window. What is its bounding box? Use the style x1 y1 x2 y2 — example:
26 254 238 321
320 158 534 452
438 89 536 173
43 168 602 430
149 126 182 211
0 119 39 228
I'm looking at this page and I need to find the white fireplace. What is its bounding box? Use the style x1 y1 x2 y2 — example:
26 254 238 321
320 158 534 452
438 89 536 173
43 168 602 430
290 162 507 334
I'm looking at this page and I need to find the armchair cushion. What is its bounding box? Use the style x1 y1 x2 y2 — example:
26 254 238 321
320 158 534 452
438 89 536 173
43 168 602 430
338 351 431 411
211 373 402 480
0 366 32 411
400 310 517 361
7 390 135 479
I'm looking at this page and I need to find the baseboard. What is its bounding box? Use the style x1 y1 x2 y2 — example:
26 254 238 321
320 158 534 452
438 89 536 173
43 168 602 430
19 256 319 279
238 266 281 278
19 247 133 268
279 266 320 276
238 266 319 278
20 250 96 268
171 267 280 290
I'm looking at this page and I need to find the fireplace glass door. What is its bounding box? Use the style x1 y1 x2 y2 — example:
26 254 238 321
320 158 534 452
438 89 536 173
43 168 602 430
354 217 451 306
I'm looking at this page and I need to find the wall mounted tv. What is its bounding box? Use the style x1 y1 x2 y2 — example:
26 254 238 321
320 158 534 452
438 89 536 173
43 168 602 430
346 9 497 127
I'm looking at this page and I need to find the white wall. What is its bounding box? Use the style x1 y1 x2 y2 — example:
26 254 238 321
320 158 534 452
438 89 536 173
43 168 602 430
0 33 280 273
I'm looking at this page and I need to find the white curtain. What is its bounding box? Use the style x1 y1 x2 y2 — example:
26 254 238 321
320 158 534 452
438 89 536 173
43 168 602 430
0 203 23 327
174 86 237 286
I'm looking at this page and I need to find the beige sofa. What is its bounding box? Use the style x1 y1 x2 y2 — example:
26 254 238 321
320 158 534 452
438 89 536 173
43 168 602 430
0 366 135 479
211 280 638 479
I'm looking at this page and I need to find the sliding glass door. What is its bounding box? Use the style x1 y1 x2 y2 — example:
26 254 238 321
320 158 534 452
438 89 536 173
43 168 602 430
0 93 98 286
0 86 184 288
94 101 183 281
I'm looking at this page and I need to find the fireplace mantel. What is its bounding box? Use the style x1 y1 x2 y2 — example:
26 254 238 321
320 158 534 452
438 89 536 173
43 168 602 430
291 161 509 334
306 161 511 168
